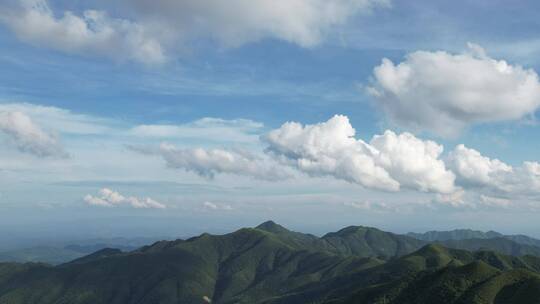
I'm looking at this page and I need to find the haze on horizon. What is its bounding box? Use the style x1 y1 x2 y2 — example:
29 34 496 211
1 0 540 248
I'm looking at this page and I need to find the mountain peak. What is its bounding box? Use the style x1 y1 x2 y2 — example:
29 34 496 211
255 220 290 234
323 225 372 238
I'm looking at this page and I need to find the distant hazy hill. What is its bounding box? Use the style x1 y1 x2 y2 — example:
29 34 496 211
0 242 139 265
1 222 540 303
438 237 540 257
407 229 540 247
407 229 503 241
0 246 85 265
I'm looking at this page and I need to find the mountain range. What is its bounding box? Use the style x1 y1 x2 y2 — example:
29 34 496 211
1 221 540 303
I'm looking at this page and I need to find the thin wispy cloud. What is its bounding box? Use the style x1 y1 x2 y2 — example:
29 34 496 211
130 118 263 144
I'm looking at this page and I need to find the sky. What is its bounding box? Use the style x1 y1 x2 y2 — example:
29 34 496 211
1 0 540 246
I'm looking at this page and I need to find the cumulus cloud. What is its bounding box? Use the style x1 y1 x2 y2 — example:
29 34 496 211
0 0 389 63
448 144 540 198
0 0 165 64
368 43 540 137
264 115 456 193
447 144 512 187
370 130 456 193
263 115 539 206
264 115 398 191
0 110 67 157
157 143 291 180
84 188 166 209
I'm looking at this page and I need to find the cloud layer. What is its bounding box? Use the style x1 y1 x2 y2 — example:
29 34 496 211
0 110 66 157
84 188 166 209
368 44 540 137
1 101 538 211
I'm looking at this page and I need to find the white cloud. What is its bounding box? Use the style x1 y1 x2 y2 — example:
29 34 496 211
0 0 389 63
368 43 540 137
264 115 456 193
202 201 233 211
447 144 512 187
157 143 291 180
0 110 67 157
0 0 165 64
370 130 456 193
84 188 166 209
448 144 540 198
128 197 165 209
83 195 111 207
264 115 399 191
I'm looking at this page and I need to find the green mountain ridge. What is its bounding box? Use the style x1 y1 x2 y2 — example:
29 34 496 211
1 222 540 303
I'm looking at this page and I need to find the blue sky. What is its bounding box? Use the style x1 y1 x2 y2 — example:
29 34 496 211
1 0 540 245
